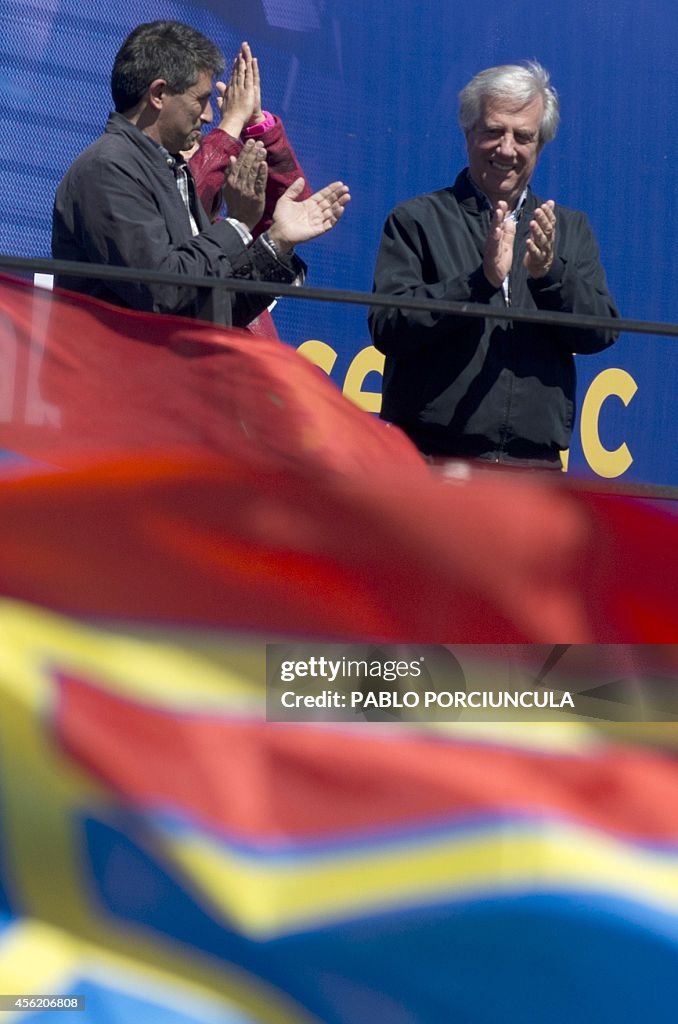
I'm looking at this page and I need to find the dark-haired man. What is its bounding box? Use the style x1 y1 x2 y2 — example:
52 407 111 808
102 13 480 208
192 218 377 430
369 61 617 471
52 20 349 326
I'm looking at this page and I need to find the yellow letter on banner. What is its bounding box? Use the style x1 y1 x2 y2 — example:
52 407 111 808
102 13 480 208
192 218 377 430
343 346 385 413
580 368 637 478
296 339 337 376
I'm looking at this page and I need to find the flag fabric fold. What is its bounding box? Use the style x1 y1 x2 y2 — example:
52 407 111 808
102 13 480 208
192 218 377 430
1 615 678 1023
1 273 677 643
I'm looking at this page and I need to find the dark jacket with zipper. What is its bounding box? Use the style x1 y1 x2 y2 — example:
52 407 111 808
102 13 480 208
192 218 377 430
368 170 619 465
52 113 304 326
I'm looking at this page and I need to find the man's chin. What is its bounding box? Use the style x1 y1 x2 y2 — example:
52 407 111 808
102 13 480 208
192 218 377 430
488 173 525 201
490 174 519 193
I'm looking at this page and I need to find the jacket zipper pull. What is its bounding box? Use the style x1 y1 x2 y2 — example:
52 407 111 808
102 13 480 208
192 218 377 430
503 275 511 308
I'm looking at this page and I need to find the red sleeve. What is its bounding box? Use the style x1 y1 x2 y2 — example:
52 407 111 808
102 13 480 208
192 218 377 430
189 130 241 221
190 117 312 237
255 116 312 237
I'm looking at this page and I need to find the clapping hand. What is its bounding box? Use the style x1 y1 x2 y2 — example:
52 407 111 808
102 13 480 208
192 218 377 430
267 178 351 252
483 201 516 288
222 139 268 230
524 200 556 278
218 41 263 139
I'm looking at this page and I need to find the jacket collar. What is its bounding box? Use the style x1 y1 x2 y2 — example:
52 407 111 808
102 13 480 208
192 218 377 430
104 112 174 169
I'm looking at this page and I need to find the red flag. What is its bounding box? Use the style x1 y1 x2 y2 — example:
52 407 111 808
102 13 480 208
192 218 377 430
0 274 676 642
0 273 425 482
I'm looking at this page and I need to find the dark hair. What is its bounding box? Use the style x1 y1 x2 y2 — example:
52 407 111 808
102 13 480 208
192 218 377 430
111 20 225 112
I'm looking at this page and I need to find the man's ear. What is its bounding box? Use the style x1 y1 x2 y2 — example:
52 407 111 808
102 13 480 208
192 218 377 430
148 78 168 111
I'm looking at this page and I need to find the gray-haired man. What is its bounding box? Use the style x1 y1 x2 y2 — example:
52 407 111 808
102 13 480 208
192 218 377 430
369 61 618 470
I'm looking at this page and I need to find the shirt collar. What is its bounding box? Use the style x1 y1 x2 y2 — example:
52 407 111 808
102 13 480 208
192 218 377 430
465 169 528 219
147 138 186 172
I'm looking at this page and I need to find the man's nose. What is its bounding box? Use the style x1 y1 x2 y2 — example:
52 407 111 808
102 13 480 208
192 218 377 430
496 131 516 156
201 102 214 126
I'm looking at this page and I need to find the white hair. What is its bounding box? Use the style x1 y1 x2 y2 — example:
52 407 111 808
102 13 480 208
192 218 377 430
459 61 560 145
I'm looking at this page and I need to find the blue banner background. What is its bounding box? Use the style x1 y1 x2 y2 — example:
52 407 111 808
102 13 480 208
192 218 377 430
1 0 676 483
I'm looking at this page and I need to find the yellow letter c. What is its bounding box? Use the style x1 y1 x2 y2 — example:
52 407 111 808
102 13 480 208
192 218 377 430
580 368 637 478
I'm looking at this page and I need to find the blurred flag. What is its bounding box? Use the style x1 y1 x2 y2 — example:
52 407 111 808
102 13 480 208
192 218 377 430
0 273 425 482
1 275 678 1022
0 272 677 642
1 609 678 1023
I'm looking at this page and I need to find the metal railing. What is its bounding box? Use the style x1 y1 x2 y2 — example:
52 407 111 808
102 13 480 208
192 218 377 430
2 253 678 338
1 254 676 501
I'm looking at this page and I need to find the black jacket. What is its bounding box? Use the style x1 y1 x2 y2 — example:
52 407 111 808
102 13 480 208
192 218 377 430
368 171 619 464
52 113 303 326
